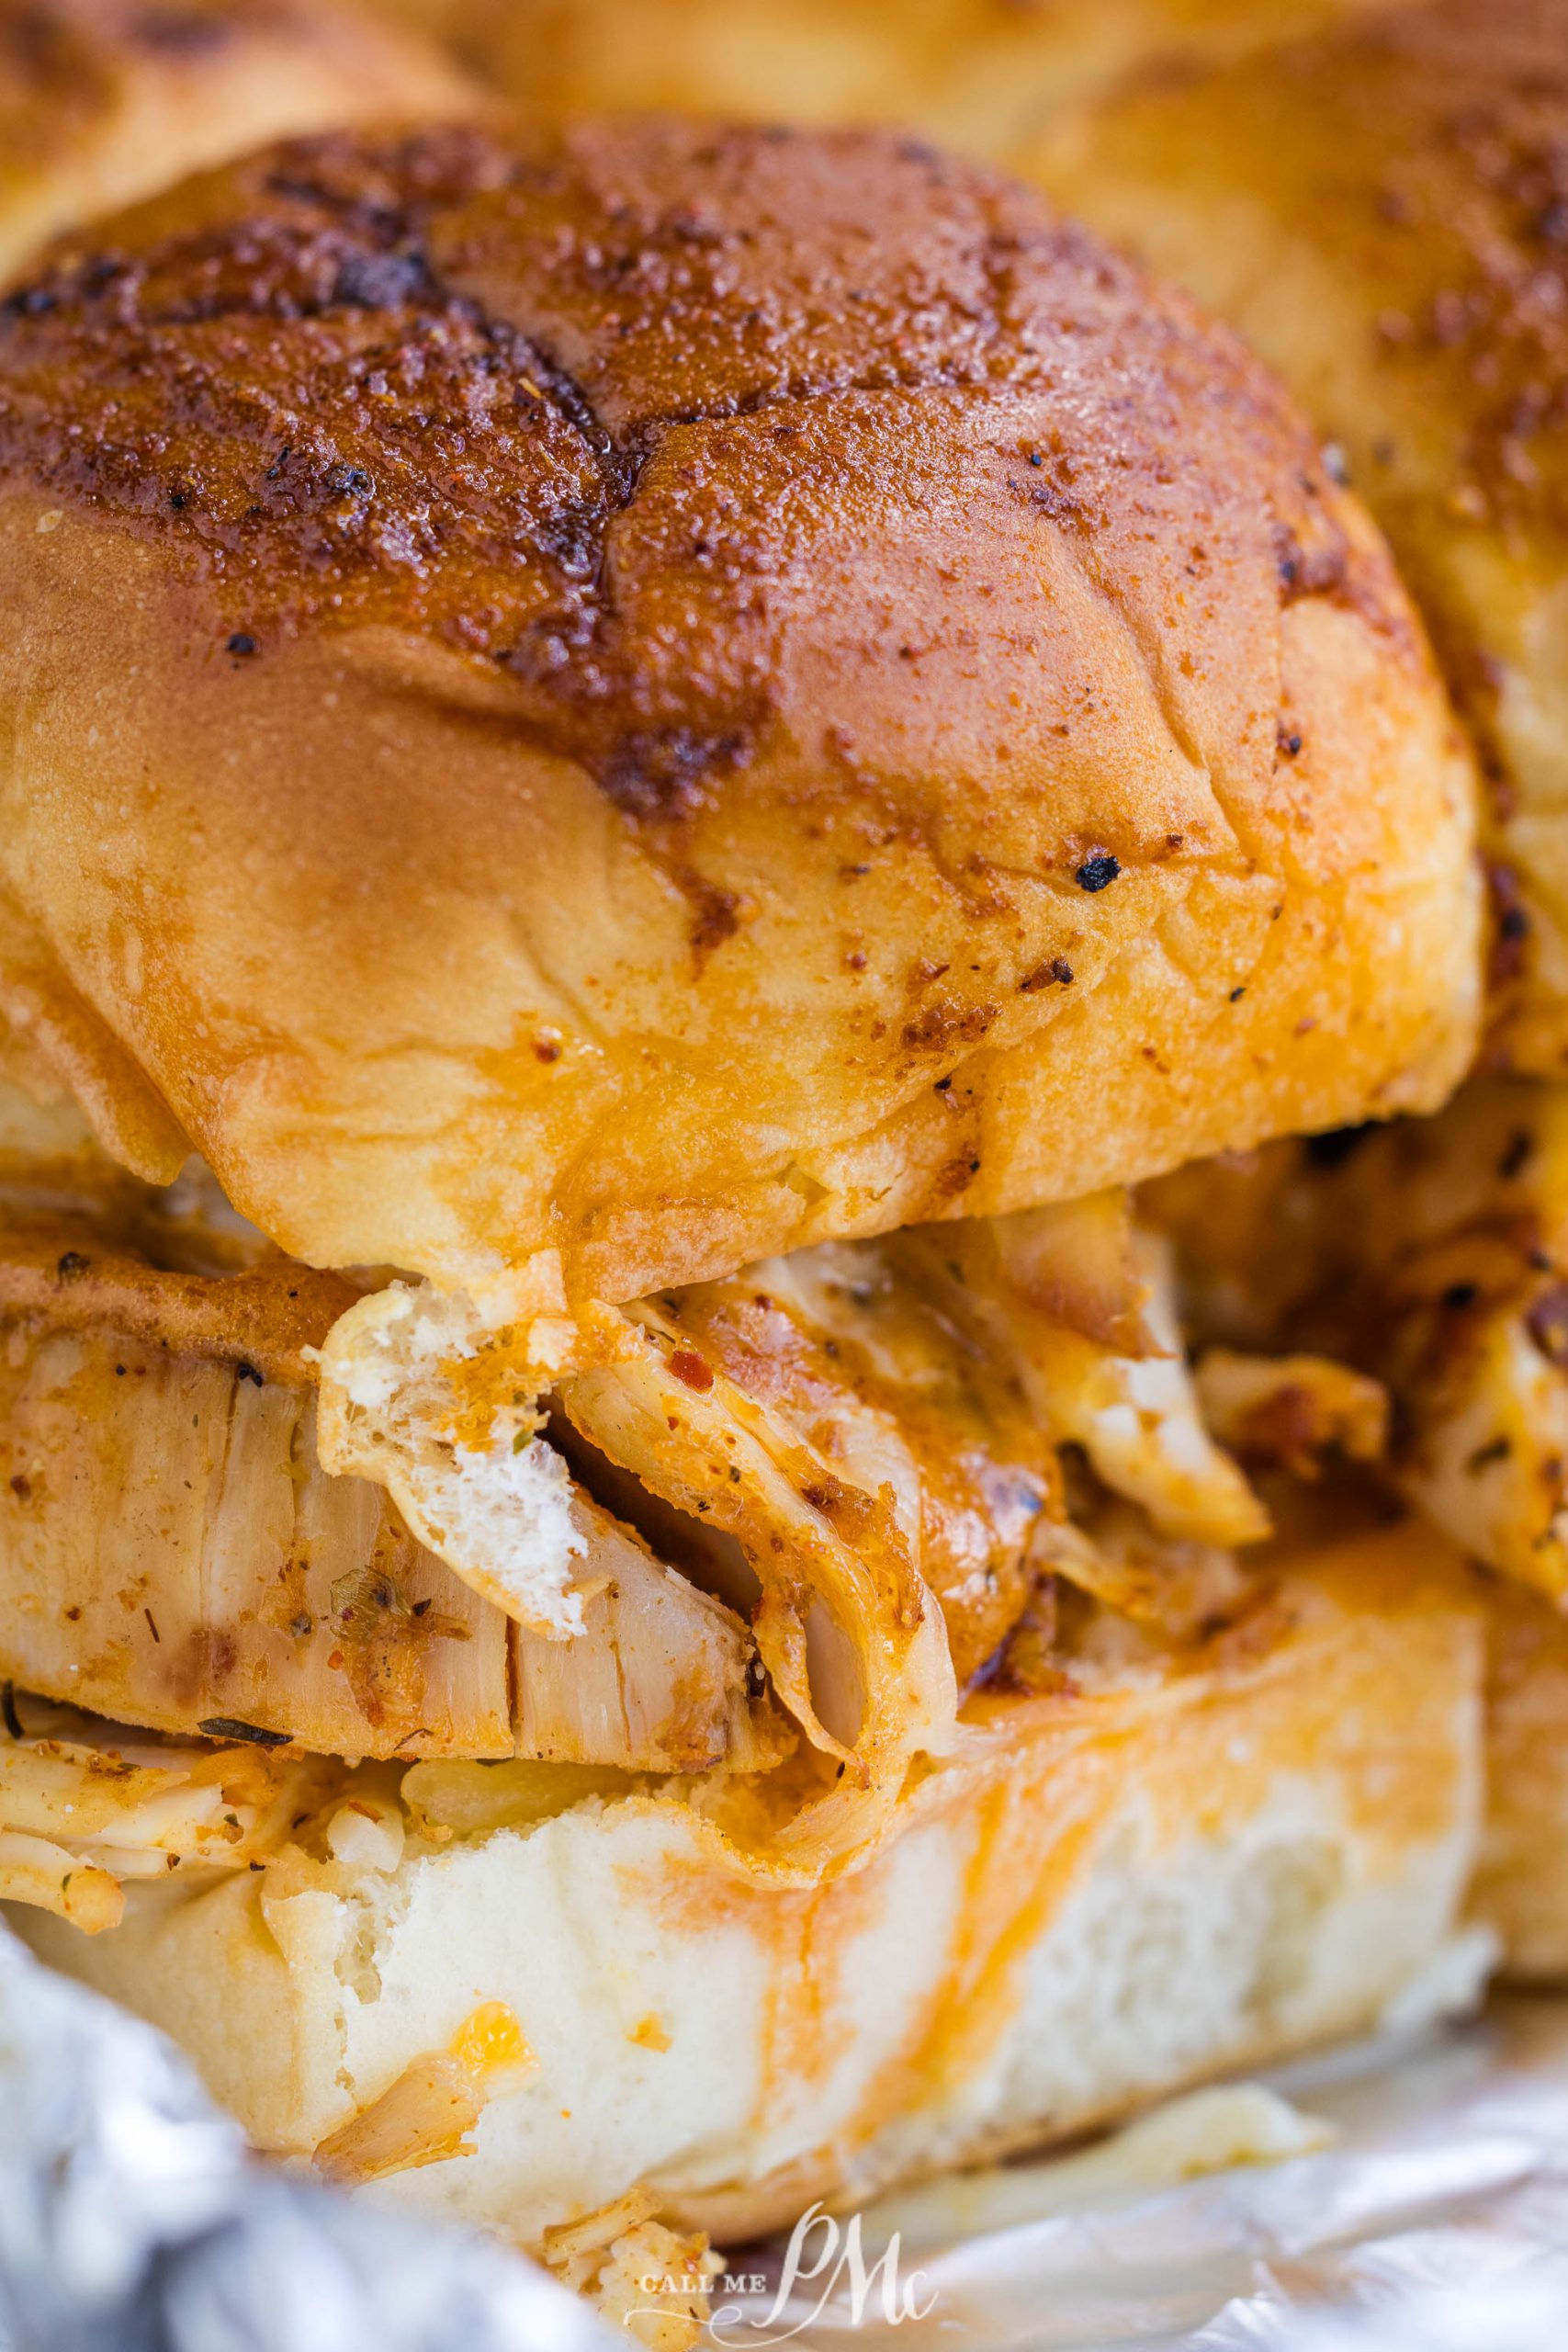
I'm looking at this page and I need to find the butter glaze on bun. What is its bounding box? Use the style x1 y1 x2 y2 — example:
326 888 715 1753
0 118 1479 1300
0 0 471 287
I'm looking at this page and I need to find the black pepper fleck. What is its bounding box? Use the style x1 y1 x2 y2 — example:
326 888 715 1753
197 1716 291 1748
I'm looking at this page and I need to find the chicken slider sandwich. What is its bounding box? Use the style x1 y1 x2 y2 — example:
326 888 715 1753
0 111 1487 2307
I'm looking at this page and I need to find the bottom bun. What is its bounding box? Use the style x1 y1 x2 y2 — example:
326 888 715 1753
11 1528 1483 2250
1474 1575 1568 1983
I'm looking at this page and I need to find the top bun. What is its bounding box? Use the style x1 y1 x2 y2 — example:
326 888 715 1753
1028 0 1568 1072
0 0 471 286
369 0 1388 155
0 117 1479 1302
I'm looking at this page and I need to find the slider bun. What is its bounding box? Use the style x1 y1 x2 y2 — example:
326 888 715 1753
1475 1574 1568 1981
0 118 1480 1301
0 0 472 287
1032 0 1568 1068
367 0 1394 153
12 1530 1484 2244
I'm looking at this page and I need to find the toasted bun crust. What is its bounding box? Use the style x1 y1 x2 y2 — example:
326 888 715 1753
11 1530 1485 2244
0 118 1479 1299
0 0 472 287
1033 0 1568 1069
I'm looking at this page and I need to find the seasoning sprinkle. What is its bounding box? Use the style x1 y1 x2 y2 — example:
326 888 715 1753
197 1716 291 1748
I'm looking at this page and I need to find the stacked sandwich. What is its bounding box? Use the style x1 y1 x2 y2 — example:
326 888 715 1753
0 0 1556 2337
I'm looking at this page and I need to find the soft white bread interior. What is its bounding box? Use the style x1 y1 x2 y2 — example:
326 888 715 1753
11 1528 1485 2247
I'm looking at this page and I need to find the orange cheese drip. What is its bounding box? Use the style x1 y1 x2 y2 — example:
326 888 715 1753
449 2000 532 2079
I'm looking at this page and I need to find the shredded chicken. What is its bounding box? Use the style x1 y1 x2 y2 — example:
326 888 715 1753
0 1241 784 1774
1379 1248 1568 1597
0 1317 512 1759
0 1692 332 1930
319 1194 1267 1856
0 1080 1277 1847
314 2054 490 2185
315 2001 534 2186
1194 1351 1389 1481
954 1227 1271 1548
1144 1081 1568 1603
540 2195 723 2352
557 1295 962 1853
1029 1507 1247 1642
514 1497 791 1774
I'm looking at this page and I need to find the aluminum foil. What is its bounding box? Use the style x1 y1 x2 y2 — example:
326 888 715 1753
6 1917 1568 2352
0 1927 617 2352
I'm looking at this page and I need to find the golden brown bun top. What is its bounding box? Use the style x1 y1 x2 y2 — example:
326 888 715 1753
0 0 473 286
0 117 1479 1301
1033 0 1568 1070
371 0 1396 158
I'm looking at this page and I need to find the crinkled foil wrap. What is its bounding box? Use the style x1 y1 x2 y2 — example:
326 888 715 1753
6 1917 1568 2352
0 1928 617 2352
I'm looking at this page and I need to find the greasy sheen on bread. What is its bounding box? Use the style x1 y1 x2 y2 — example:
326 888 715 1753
0 116 1480 1304
1033 0 1568 1069
0 0 470 287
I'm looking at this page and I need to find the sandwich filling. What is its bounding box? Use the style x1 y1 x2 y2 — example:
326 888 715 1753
1146 1077 1568 1605
0 1074 1376 1912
